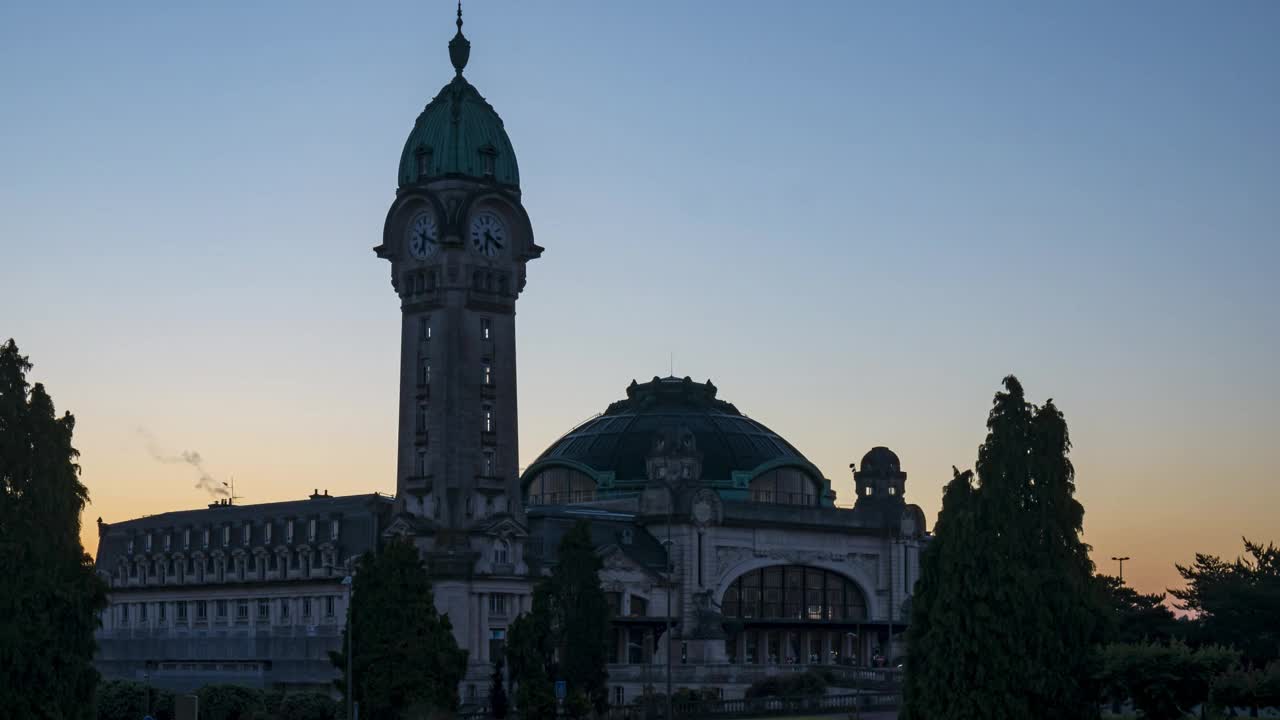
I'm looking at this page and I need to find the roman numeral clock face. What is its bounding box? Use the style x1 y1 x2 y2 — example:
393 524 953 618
469 211 506 258
406 209 439 259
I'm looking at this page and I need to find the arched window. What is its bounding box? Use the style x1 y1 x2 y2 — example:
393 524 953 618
494 540 510 565
525 466 596 505
749 468 818 506
721 566 866 622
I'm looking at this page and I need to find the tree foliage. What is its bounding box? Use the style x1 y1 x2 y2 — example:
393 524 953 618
95 679 175 720
329 540 467 719
903 376 1102 720
1095 574 1182 645
196 684 265 720
1170 538 1280 666
506 520 611 716
488 655 508 719
0 339 109 719
1097 641 1239 720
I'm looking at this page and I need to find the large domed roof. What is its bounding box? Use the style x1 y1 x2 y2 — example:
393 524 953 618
527 377 821 483
397 10 519 189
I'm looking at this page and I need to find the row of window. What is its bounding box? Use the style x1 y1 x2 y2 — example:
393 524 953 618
127 518 339 555
113 595 338 626
120 548 337 585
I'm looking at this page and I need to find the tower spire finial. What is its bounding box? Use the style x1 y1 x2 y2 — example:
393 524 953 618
448 0 471 75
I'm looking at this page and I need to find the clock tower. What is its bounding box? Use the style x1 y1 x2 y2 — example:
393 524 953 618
375 6 541 559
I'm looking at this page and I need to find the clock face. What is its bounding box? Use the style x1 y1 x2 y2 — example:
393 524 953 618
469 211 506 258
406 209 439 259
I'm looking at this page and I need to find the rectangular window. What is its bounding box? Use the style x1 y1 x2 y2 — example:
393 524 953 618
416 449 428 476
264 523 272 544
222 526 230 546
483 449 495 477
139 602 148 622
243 524 251 546
417 401 428 432
119 604 129 625
615 687 624 707
184 529 190 549
145 534 152 552
196 600 208 620
419 358 430 386
489 628 506 661
483 404 493 433
419 315 431 340
177 602 187 621
164 534 171 551
302 597 312 618
481 318 491 340
280 599 290 620
488 593 507 615
257 600 269 620
286 520 294 543
325 596 336 617
330 519 339 541
308 519 316 542
482 361 492 386
127 539 134 554
235 599 248 620
203 529 210 548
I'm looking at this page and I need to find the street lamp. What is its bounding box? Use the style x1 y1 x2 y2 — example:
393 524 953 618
342 574 354 720
1111 556 1130 583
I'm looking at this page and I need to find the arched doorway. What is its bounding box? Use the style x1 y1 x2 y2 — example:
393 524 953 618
720 565 869 666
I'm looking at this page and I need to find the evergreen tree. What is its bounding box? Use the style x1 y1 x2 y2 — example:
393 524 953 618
488 655 508 719
1095 574 1181 645
1170 538 1280 666
329 540 468 718
0 339 108 719
547 521 612 714
903 376 1100 720
505 520 611 716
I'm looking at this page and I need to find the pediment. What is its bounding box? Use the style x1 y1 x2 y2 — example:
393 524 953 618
597 544 661 579
480 516 527 539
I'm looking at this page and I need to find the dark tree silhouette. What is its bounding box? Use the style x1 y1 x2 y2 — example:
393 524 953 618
1171 537 1280 666
329 540 467 717
0 339 108 718
903 376 1102 720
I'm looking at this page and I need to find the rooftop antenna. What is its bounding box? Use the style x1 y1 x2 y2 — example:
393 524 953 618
669 352 674 377
222 476 243 506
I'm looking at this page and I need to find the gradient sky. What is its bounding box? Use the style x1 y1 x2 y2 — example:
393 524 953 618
2 1 1277 599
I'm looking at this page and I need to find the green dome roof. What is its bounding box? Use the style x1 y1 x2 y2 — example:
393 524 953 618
397 14 519 189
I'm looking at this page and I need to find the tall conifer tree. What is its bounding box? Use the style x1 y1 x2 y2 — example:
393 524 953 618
0 339 108 718
903 376 1100 720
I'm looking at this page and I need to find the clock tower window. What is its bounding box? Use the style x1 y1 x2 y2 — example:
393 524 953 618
416 449 427 476
416 401 428 432
482 361 492 386
419 359 431 387
483 404 494 434
415 147 432 177
483 448 495 477
419 316 431 341
480 318 491 340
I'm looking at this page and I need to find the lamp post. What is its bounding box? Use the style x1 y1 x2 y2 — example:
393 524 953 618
1111 556 1130 583
342 574 354 720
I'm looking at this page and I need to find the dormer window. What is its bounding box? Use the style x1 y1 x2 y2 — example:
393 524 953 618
479 146 497 177
416 147 432 177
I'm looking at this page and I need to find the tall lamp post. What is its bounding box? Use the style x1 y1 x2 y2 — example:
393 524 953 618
1111 556 1130 583
342 574 354 720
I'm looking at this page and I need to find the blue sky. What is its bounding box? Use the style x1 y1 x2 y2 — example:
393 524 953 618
2 0 1277 595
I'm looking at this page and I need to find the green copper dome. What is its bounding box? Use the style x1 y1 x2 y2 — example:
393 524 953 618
397 11 519 189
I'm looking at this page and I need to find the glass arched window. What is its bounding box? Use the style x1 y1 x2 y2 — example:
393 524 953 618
721 566 866 621
525 466 596 505
749 468 818 506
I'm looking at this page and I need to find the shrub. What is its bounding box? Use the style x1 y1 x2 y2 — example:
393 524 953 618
276 692 339 720
96 679 175 720
197 684 266 720
744 669 829 699
1098 641 1239 720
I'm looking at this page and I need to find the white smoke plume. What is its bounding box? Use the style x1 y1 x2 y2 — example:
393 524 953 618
136 427 230 498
